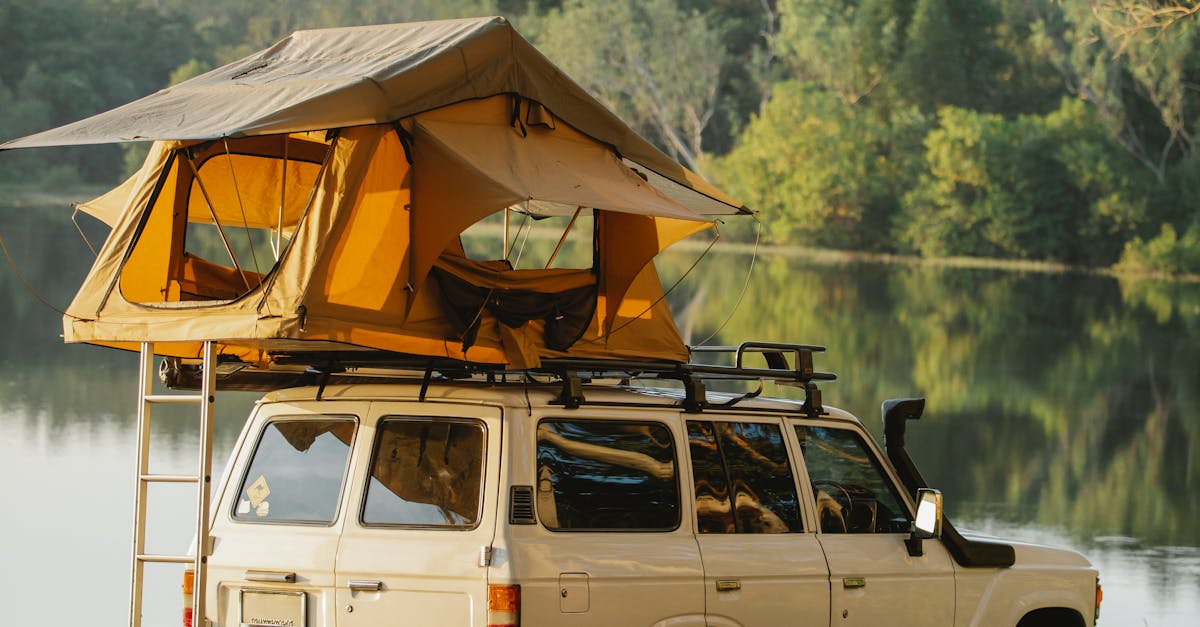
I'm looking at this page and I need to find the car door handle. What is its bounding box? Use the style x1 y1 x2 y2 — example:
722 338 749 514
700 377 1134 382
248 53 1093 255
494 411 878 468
245 570 296 583
843 577 867 589
715 579 742 592
349 580 383 592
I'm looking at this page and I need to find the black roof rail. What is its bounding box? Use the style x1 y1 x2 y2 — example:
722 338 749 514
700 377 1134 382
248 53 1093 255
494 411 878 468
532 341 834 415
160 341 836 415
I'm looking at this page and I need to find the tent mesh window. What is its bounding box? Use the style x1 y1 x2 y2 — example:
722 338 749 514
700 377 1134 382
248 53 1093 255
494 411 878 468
118 134 329 305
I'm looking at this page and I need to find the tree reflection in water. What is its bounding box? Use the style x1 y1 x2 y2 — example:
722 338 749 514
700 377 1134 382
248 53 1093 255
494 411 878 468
659 247 1198 550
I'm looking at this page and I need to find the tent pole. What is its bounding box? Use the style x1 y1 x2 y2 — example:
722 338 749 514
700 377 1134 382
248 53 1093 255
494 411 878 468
221 138 264 276
184 155 253 291
275 136 288 260
503 208 510 259
546 206 583 269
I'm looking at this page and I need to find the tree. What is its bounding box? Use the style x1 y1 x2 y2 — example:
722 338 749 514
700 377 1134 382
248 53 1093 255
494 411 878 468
0 0 196 182
897 99 1150 264
533 0 726 176
895 0 1007 113
1031 0 1200 181
776 0 910 106
717 81 916 249
679 0 783 152
778 0 1009 114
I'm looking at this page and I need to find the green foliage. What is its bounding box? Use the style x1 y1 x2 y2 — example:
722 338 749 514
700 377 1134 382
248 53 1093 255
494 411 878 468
1116 221 1200 276
1029 0 1200 180
895 0 1007 113
0 0 195 183
678 0 781 154
531 0 725 174
717 81 915 249
777 0 908 105
897 100 1151 264
779 0 1012 114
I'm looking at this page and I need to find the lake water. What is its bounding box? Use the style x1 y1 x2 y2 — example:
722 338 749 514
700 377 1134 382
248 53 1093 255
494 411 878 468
0 204 1196 625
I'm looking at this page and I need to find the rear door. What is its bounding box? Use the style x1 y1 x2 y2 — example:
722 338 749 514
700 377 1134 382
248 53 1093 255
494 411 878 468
513 414 706 626
792 422 955 626
334 402 502 627
207 401 368 627
686 417 830 626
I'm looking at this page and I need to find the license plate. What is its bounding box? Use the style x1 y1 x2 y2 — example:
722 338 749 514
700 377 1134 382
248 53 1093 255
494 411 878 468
240 589 306 627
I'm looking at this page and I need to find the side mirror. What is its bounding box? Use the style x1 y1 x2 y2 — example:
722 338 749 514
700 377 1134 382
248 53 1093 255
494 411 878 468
906 488 943 556
913 488 943 538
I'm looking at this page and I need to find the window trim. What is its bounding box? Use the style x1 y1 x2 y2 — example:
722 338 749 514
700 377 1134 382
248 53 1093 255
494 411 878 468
356 415 489 531
536 417 683 533
230 414 359 527
791 419 917 535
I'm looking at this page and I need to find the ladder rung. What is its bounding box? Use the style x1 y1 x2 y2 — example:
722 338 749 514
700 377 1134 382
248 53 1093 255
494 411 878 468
140 474 200 484
144 394 207 405
137 554 194 564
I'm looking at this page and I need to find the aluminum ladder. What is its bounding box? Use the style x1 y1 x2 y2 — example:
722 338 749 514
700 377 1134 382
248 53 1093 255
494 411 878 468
129 341 216 627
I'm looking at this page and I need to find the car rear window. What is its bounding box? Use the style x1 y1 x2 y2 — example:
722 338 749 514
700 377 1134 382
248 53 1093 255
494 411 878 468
233 417 356 524
687 420 802 533
536 420 679 531
361 417 487 528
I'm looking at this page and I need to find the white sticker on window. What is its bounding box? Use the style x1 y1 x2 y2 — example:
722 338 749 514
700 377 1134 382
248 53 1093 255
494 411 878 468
247 475 271 508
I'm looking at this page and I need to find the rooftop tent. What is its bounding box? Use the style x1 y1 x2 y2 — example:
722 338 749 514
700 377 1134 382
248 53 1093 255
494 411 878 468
1 17 747 368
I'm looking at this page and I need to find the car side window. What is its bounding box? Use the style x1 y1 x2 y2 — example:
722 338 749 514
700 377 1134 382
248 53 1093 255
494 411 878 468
361 418 486 528
233 417 356 524
687 420 802 533
536 420 679 531
795 425 912 534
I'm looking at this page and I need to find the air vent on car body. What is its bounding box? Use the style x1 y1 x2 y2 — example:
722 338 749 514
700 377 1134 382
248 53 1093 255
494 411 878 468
509 485 536 524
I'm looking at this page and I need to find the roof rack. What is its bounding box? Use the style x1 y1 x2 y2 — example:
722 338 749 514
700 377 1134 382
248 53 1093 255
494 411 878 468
160 341 836 415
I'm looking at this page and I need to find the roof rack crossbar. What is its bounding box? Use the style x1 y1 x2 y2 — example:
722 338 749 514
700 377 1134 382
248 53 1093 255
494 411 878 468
162 342 838 409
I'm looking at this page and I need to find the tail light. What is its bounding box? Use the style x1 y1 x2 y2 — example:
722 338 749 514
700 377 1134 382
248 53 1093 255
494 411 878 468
182 568 195 627
487 584 520 627
1094 577 1103 623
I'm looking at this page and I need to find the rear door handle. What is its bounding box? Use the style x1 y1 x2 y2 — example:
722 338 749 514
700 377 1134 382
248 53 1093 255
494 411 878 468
245 570 296 583
843 577 867 589
349 580 383 592
715 579 741 592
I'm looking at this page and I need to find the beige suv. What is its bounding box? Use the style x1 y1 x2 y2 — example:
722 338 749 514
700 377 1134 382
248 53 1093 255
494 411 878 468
184 343 1100 627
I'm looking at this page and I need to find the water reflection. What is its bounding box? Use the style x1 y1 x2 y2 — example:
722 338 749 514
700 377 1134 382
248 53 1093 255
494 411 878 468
0 204 1197 624
663 249 1199 545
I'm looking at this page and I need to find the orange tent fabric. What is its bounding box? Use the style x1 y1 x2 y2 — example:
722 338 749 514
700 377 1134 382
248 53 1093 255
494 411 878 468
63 98 723 367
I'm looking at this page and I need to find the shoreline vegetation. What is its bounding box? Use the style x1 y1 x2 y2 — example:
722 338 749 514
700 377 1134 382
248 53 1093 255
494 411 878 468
3 183 1196 284
695 238 1200 284
0 184 111 208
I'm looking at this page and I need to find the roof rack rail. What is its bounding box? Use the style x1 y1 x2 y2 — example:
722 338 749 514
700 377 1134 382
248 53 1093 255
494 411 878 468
530 341 834 414
160 341 835 415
